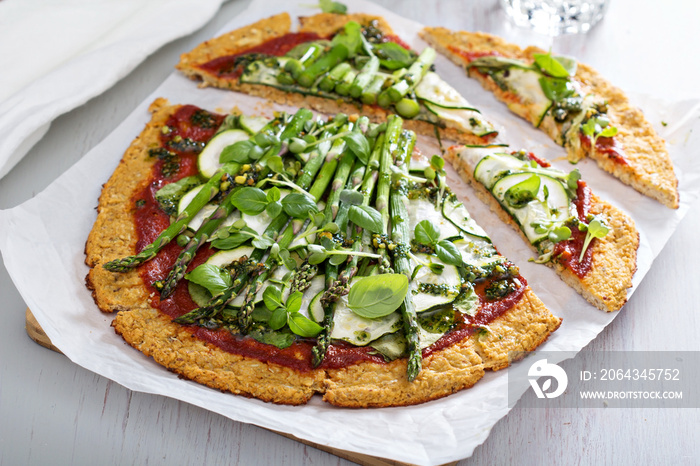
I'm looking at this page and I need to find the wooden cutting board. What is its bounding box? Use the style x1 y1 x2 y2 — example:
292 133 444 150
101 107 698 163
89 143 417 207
24 309 457 466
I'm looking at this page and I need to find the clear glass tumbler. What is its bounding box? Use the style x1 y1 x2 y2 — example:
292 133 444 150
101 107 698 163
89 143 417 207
501 0 609 35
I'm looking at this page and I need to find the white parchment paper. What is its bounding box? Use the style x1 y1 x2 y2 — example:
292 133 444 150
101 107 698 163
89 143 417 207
1 1 699 464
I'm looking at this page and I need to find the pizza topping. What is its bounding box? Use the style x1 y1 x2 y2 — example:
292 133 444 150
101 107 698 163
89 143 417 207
466 52 625 162
454 146 608 275
105 107 531 376
218 20 496 137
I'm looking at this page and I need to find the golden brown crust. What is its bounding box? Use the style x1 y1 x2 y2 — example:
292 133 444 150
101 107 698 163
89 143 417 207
85 99 560 407
445 145 639 312
175 13 490 146
421 27 679 209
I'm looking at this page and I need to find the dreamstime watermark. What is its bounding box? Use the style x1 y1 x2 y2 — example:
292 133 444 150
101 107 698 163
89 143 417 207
508 351 699 408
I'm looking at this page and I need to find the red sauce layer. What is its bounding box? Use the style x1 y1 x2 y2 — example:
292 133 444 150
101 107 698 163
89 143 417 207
447 46 499 63
132 104 527 372
580 133 627 165
552 180 594 278
198 32 323 79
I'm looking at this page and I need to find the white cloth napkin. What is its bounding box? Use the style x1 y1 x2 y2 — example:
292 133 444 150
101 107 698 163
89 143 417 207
0 0 226 180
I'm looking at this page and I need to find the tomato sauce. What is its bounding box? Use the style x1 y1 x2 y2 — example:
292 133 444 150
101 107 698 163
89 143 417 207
198 32 323 79
580 132 627 165
552 180 594 278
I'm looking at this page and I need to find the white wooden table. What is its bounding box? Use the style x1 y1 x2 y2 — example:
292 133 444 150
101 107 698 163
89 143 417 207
1 0 698 464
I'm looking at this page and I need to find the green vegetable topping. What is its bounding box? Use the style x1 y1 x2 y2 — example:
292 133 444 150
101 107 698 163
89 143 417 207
347 274 409 319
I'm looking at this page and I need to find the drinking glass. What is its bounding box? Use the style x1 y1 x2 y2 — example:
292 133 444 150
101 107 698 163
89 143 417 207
500 0 609 35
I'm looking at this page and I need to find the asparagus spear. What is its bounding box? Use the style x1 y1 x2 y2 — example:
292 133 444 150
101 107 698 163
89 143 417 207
311 131 382 367
157 185 240 299
350 55 380 98
103 169 232 272
361 75 386 105
284 42 325 80
388 122 422 381
334 68 358 96
319 62 353 92
297 44 350 88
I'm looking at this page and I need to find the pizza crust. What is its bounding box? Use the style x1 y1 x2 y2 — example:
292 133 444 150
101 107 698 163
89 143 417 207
85 99 561 407
445 145 639 312
176 13 490 146
420 27 679 209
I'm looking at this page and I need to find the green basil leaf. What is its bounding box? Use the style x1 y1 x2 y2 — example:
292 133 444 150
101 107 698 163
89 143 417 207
348 204 383 233
184 263 232 296
265 200 282 219
266 186 281 202
252 234 274 249
538 76 575 102
308 251 328 265
339 189 364 206
220 140 254 163
533 52 571 78
288 313 324 338
599 126 618 138
230 187 268 215
269 307 288 330
286 291 303 314
373 41 415 70
210 227 256 249
319 0 348 14
414 219 440 246
342 130 371 165
435 240 463 266
347 274 409 319
281 193 319 218
263 285 284 311
329 252 347 266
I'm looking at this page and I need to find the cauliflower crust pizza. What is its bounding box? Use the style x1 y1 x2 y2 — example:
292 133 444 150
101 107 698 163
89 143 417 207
84 98 561 407
420 27 679 209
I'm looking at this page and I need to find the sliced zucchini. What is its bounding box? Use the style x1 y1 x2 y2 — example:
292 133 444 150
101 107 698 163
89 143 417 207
473 151 527 189
491 172 572 244
298 275 326 322
415 71 496 136
239 115 270 135
178 185 240 231
369 332 406 361
198 129 250 178
497 67 551 123
407 196 460 240
330 280 402 346
409 253 461 313
205 246 256 268
441 196 491 241
451 238 502 269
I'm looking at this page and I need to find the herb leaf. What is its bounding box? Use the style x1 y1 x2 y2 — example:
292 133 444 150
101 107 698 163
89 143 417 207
435 240 463 266
288 313 323 337
185 264 232 295
533 52 576 78
348 204 383 233
230 187 268 215
263 285 284 311
220 140 254 163
579 216 609 261
342 130 371 164
347 274 409 319
319 0 347 14
281 193 319 218
414 219 441 246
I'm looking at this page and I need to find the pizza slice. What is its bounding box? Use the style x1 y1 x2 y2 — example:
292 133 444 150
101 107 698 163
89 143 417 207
444 144 639 312
176 12 497 146
420 27 679 209
85 98 561 407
